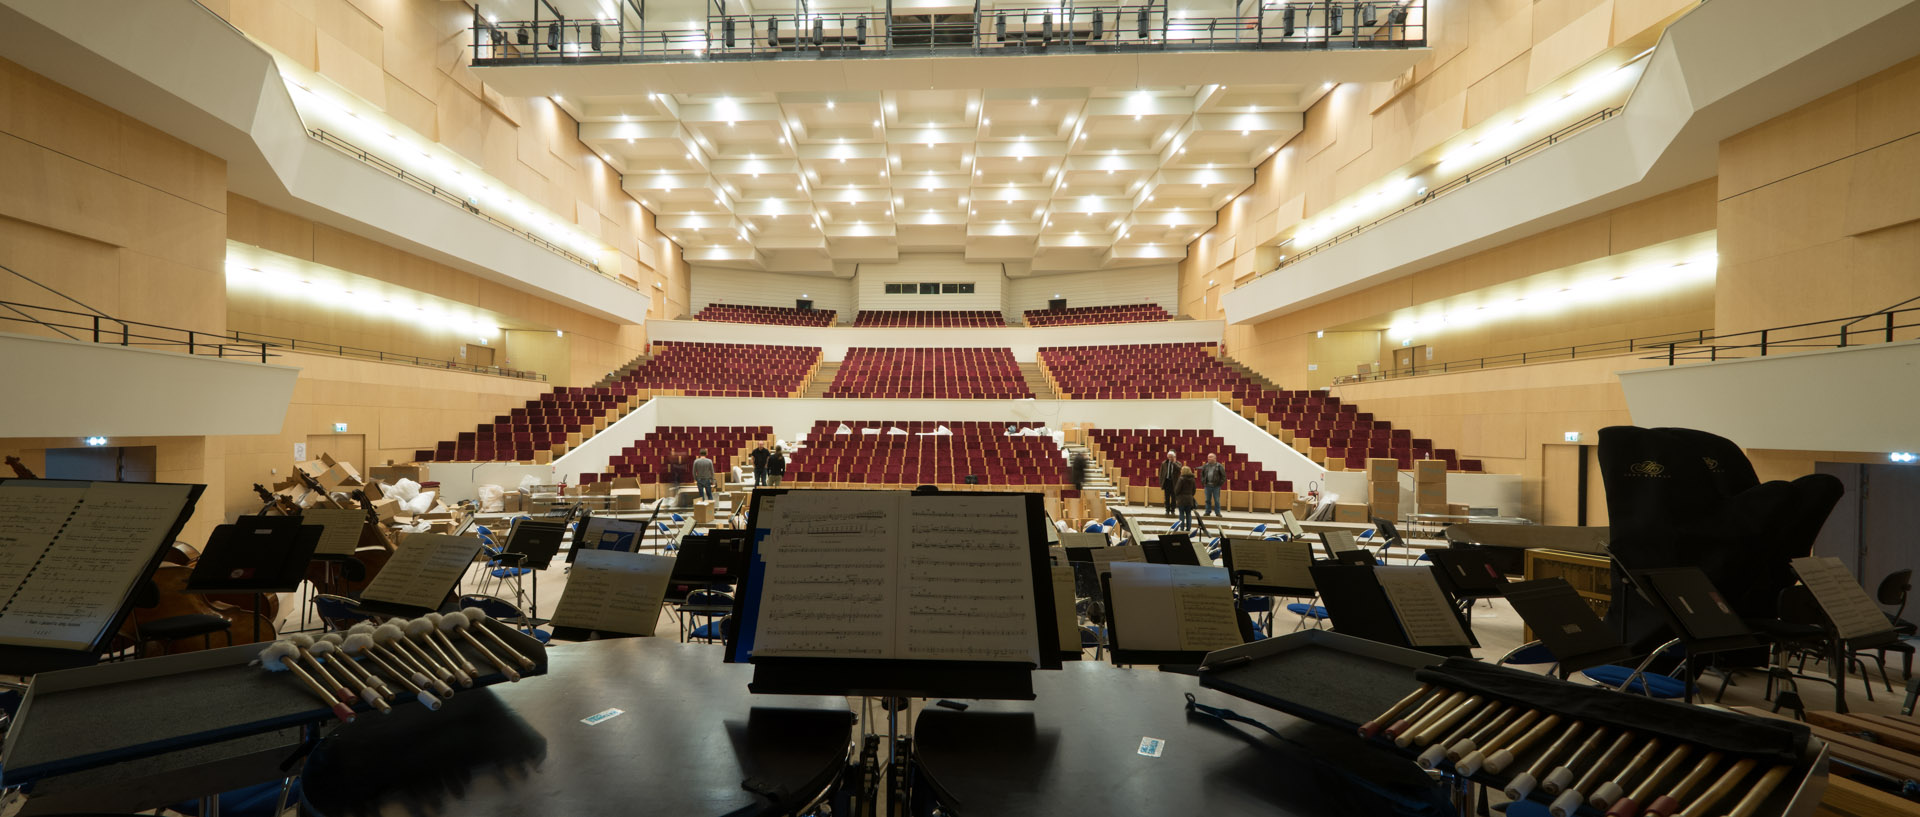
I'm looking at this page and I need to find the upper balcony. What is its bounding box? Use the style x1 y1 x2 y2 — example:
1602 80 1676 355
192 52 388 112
469 0 1426 69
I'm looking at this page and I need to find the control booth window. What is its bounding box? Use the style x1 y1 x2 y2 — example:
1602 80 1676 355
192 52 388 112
919 282 940 294
885 282 974 295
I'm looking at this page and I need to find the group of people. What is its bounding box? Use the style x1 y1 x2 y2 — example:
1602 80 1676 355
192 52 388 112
1159 450 1228 531
664 442 789 502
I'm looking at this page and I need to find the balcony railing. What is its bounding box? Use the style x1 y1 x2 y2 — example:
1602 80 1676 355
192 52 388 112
1648 301 1920 366
1330 328 1711 384
1 300 274 363
471 1 1425 66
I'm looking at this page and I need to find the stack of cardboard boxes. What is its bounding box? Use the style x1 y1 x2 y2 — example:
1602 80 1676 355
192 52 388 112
272 456 463 531
1367 458 1400 522
1415 460 1448 516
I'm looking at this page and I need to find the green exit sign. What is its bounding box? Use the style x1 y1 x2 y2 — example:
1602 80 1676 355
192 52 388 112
333 423 348 432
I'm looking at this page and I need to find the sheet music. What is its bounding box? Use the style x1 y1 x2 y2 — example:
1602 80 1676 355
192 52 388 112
361 534 482 610
1793 556 1894 641
1058 531 1107 548
1321 530 1358 554
1107 563 1241 653
0 482 193 650
1087 545 1145 568
749 492 901 658
1375 565 1470 647
301 509 367 557
1170 565 1242 652
579 518 645 552
1230 539 1314 590
1281 510 1306 539
551 549 675 636
0 483 86 608
899 494 1040 663
1051 565 1079 655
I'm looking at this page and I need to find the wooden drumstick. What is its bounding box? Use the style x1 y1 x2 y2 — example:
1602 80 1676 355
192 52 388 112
1385 689 1450 740
259 642 354 722
1448 707 1521 762
343 634 442 710
1553 730 1638 817
1642 751 1722 817
1717 765 1790 817
1457 709 1545 776
1590 737 1665 809
445 611 522 682
383 621 453 681
1485 713 1566 775
1360 682 1434 738
1606 743 1692 817
312 640 390 715
425 612 481 677
1419 702 1504 770
405 618 472 688
376 623 455 696
1504 720 1586 801
320 633 393 697
1673 758 1756 817
1544 726 1613 796
284 635 357 704
457 607 540 671
1394 690 1469 748
1402 693 1484 748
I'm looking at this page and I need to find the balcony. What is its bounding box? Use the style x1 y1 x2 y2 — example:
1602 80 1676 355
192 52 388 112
470 0 1425 67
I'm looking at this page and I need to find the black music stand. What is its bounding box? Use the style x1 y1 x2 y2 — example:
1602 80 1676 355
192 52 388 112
667 531 748 602
1306 562 1476 658
1097 567 1256 669
185 519 323 643
1141 536 1200 566
1618 565 1765 703
499 519 567 620
1500 578 1635 675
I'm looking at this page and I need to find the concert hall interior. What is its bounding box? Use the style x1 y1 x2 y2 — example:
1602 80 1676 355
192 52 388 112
1 0 1919 815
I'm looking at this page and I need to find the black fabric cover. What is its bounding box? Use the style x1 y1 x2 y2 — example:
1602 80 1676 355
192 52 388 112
1598 426 1844 652
1415 658 1806 763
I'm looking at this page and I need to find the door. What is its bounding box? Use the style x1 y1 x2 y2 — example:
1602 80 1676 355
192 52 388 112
305 434 366 468
466 344 496 368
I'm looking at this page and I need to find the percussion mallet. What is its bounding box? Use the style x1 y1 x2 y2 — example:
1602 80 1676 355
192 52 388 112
1544 726 1612 796
1486 713 1566 775
458 607 540 671
1400 692 1481 748
424 612 481 677
1642 750 1722 817
1504 720 1586 801
374 623 454 697
405 617 472 688
1717 764 1790 817
343 633 442 711
444 611 521 682
1385 688 1451 740
1419 702 1505 770
1552 730 1637 817
1457 709 1546 776
385 620 454 684
284 635 356 704
1447 706 1522 763
320 633 393 698
1606 742 1692 817
259 641 354 722
1360 682 1434 738
312 639 390 715
1590 736 1665 810
1673 758 1755 817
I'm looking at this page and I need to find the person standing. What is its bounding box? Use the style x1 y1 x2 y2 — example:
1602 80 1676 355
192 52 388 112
1173 466 1198 531
1158 450 1182 516
766 446 787 487
692 449 716 502
750 442 771 486
1069 451 1088 491
1199 453 1227 517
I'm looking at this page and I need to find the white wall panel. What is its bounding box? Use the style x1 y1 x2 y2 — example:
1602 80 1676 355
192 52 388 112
853 256 1006 312
690 267 855 320
0 333 298 437
1005 266 1179 322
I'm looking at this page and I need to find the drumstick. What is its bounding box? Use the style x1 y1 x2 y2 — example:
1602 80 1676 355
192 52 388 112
1486 714 1567 774
374 624 455 697
1419 702 1504 770
1544 726 1613 795
1504 720 1586 800
1394 691 1469 748
1590 737 1665 809
458 607 540 670
343 633 442 710
1553 730 1638 817
1606 743 1692 817
1385 690 1449 740
312 640 390 715
425 613 481 677
1402 693 1484 748
320 633 393 698
284 635 357 704
259 642 354 722
1642 750 1722 817
1718 765 1790 817
1448 707 1521 762
1360 682 1434 738
406 618 472 688
444 611 522 682
1458 710 1547 776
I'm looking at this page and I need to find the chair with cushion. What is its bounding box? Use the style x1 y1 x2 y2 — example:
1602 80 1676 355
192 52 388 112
684 589 732 643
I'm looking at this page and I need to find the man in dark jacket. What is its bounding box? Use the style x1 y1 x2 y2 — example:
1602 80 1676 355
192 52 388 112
1069 452 1088 491
1158 451 1182 515
1199 453 1227 517
765 447 787 487
750 442 770 486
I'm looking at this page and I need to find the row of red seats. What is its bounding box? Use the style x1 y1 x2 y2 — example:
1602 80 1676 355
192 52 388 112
1089 429 1294 493
786 421 1066 485
583 425 775 483
853 310 1006 327
418 385 630 462
826 347 1032 399
618 341 819 397
694 303 837 327
1024 303 1171 327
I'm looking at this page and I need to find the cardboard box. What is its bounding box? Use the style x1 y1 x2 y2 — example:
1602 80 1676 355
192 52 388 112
1367 483 1400 507
1368 501 1398 521
1417 502 1451 516
611 489 644 511
500 493 523 513
295 459 329 480
1414 459 1447 483
693 500 714 525
1416 482 1447 504
370 465 427 484
1448 503 1471 517
612 477 642 491
370 497 399 522
1366 458 1399 483
586 480 612 496
1334 503 1368 523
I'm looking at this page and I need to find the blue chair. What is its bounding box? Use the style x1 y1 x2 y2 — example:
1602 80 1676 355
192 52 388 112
1250 524 1268 536
1083 521 1105 533
312 594 369 631
1079 625 1106 660
1263 535 1285 541
1499 641 1689 699
684 589 732 643
1286 601 1329 630
459 594 551 643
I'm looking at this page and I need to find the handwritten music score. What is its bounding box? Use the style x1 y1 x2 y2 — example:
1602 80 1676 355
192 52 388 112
1106 562 1243 654
360 534 482 611
301 508 367 557
1792 556 1896 641
747 492 1044 664
1374 565 1471 648
0 481 195 650
550 549 675 636
1227 538 1315 591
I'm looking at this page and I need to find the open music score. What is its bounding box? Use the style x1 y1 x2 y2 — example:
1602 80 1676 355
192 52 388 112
744 491 1045 664
1373 565 1472 648
1107 562 1242 653
359 534 482 612
300 508 367 557
550 549 675 636
0 481 197 651
1224 538 1315 592
1791 556 1897 641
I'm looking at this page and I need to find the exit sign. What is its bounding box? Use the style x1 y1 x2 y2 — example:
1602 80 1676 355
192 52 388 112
333 423 349 432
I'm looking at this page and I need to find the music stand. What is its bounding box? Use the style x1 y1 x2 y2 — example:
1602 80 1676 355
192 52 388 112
1097 566 1254 668
185 519 323 643
500 519 567 619
1618 565 1765 703
1501 579 1635 675
1141 536 1200 566
667 531 748 603
1220 538 1316 597
1307 562 1476 657
1425 547 1510 625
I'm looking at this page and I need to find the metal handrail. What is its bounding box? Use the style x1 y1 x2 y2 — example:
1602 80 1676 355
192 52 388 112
1650 305 1920 365
228 329 548 382
1330 328 1711 384
0 300 274 362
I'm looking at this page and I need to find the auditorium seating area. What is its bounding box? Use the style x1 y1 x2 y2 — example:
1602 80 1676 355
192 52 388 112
1024 303 1171 327
416 386 631 462
621 341 819 397
826 347 1032 399
578 425 773 484
694 303 837 327
1086 428 1294 511
853 310 1005 327
1039 342 1250 399
786 421 1067 486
